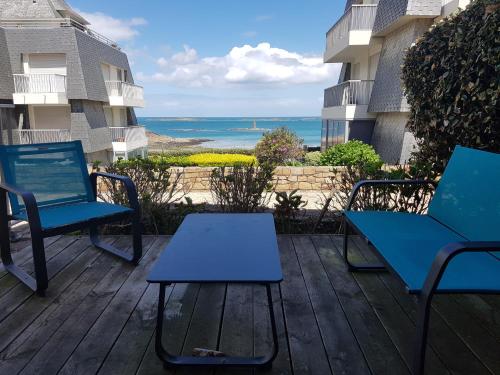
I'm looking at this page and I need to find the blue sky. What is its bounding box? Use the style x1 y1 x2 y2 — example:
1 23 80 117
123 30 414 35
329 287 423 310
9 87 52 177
69 0 344 117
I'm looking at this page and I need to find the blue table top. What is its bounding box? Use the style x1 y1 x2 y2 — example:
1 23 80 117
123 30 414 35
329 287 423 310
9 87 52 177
147 213 283 284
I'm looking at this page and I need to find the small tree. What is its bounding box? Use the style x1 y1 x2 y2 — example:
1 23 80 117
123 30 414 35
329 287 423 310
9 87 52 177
255 127 304 165
402 0 500 172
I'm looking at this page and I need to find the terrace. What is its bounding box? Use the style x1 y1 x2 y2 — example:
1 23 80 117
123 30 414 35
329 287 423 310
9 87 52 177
12 73 68 105
105 81 145 108
322 80 376 121
0 235 498 374
110 125 149 160
324 4 380 63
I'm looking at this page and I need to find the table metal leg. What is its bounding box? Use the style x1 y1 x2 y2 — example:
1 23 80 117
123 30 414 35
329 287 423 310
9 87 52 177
155 283 280 368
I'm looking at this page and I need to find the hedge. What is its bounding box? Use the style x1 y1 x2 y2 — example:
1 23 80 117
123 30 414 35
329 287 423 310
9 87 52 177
152 153 256 167
402 0 500 172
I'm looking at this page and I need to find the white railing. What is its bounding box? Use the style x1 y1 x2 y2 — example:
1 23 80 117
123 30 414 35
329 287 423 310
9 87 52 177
13 74 67 93
324 80 374 107
0 18 120 50
16 129 71 144
110 126 148 150
326 5 378 49
105 81 144 101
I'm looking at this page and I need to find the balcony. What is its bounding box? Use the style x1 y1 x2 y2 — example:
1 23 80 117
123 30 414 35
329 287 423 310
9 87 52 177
12 74 68 105
324 4 379 63
110 126 148 159
322 80 376 120
15 129 71 144
105 81 145 108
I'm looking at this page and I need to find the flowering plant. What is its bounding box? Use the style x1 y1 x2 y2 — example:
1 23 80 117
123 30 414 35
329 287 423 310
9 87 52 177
255 127 304 165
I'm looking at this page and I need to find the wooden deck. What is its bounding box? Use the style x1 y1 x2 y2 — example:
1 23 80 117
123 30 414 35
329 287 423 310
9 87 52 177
0 235 499 375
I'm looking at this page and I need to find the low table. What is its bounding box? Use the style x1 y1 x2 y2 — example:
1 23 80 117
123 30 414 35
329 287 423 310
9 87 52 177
147 213 283 369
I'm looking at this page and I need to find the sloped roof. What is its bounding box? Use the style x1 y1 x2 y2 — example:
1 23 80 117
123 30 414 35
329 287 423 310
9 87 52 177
0 0 88 25
50 0 89 24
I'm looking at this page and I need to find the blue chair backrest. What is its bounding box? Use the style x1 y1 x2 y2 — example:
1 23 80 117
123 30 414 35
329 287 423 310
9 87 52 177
428 146 500 241
0 141 94 215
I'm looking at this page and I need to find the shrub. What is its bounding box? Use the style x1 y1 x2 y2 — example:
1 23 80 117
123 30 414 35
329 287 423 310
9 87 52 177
95 157 191 234
210 164 275 212
186 153 256 167
255 127 304 165
304 151 322 166
320 162 436 234
319 140 383 172
151 155 195 167
152 153 256 167
274 189 307 233
402 0 500 172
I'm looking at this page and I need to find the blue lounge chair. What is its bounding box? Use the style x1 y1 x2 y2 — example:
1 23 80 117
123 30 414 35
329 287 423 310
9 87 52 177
343 146 500 375
0 141 142 295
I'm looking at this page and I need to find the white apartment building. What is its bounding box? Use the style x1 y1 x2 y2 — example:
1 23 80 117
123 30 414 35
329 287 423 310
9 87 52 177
0 0 147 162
322 0 471 163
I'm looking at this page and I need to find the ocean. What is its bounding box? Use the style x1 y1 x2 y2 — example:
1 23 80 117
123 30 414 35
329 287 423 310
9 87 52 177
139 117 322 149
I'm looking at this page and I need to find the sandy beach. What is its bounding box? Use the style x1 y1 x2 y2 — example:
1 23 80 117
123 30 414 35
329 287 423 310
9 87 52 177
147 131 211 152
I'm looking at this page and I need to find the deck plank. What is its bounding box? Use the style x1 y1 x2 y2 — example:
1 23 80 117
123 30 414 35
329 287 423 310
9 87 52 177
0 236 79 306
292 235 371 375
333 236 451 375
0 237 103 355
177 283 226 375
17 236 155 375
352 236 499 374
0 237 119 375
96 237 171 375
312 235 410 375
135 283 201 375
253 284 293 375
277 235 332 374
0 234 497 375
54 236 160 375
0 235 61 279
216 284 254 375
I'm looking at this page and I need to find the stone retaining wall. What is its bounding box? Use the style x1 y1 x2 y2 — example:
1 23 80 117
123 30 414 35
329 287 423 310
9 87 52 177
171 166 337 191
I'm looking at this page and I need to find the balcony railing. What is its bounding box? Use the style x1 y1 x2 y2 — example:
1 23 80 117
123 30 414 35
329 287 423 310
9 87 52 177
110 126 148 151
324 80 374 107
16 129 71 144
326 4 378 50
0 18 120 49
13 74 67 93
105 81 144 101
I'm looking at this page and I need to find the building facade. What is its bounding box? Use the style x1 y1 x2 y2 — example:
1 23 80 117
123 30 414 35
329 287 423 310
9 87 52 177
322 0 470 164
0 0 147 163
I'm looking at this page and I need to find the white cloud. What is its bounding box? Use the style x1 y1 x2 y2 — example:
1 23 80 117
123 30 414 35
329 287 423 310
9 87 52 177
78 10 147 41
140 42 340 88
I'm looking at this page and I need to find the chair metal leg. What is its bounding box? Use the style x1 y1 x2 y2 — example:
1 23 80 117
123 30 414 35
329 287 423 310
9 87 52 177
155 283 279 368
89 213 142 264
0 192 13 267
131 210 142 264
0 191 47 294
31 229 48 294
343 219 385 272
413 293 433 375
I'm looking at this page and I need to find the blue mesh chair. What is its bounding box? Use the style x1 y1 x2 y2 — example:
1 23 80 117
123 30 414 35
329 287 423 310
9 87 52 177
0 141 142 294
343 146 500 374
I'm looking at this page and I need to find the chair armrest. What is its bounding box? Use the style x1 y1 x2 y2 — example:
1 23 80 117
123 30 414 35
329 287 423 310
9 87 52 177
421 241 500 297
0 182 42 230
345 179 436 211
89 172 140 211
